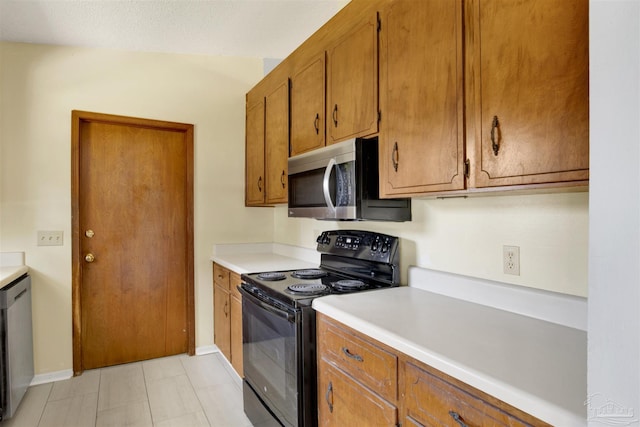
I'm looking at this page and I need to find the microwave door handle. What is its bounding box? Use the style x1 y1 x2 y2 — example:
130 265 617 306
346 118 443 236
323 158 337 212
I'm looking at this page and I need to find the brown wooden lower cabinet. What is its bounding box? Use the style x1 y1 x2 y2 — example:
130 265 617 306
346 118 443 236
318 358 398 426
212 262 243 377
317 313 549 427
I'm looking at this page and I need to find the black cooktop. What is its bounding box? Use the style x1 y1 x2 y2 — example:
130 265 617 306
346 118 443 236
240 230 401 308
241 268 391 308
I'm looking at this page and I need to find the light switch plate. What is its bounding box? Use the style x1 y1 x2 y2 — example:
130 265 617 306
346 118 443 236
37 230 64 246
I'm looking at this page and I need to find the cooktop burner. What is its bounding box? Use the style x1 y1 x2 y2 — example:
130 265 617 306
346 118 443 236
287 283 328 295
291 269 328 280
332 279 367 291
257 272 286 281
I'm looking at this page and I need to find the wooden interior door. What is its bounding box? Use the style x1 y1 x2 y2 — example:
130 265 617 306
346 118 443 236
71 111 194 373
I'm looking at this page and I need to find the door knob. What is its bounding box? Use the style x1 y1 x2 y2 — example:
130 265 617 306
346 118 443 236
84 253 95 263
85 229 95 238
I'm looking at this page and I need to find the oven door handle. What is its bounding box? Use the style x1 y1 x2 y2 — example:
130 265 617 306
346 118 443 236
240 286 296 323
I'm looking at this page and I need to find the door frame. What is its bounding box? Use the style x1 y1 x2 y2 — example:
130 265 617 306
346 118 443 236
71 110 195 375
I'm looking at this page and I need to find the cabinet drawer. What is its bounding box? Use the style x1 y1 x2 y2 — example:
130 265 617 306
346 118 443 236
402 360 549 427
213 263 230 290
318 314 397 402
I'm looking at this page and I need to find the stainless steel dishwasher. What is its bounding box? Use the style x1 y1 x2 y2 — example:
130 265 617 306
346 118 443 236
0 274 34 420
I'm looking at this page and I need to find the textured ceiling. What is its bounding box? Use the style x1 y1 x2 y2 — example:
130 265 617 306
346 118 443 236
0 0 349 58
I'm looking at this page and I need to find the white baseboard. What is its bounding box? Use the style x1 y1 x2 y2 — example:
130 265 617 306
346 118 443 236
195 345 219 355
30 347 222 386
31 369 73 386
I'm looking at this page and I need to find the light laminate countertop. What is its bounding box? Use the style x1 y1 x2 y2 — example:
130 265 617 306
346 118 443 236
210 243 319 274
0 266 29 289
313 286 586 426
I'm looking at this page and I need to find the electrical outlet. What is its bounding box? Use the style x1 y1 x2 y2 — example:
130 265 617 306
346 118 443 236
37 230 64 246
503 245 520 275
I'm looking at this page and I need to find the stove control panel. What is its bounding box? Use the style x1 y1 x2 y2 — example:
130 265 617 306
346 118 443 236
316 230 399 264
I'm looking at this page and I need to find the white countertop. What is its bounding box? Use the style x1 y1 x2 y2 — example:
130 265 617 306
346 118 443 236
313 286 587 426
0 266 29 289
210 243 319 274
0 252 28 289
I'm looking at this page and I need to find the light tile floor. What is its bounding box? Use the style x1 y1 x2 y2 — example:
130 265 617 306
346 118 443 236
1 352 254 427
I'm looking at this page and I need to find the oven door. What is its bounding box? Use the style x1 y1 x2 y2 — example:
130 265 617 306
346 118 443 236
240 287 300 427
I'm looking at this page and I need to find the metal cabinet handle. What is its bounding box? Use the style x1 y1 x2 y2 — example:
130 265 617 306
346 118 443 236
449 411 469 427
223 300 228 317
314 113 320 134
332 104 338 127
342 347 363 362
280 170 286 188
325 381 333 413
257 176 263 192
85 253 95 263
392 142 399 172
491 115 500 156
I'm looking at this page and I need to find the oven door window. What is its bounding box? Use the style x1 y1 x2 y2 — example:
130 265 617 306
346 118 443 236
242 292 298 427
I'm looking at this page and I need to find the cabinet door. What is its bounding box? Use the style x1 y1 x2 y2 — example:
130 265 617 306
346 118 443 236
326 13 378 144
466 0 589 188
379 0 465 197
213 283 231 361
230 272 243 377
290 55 326 156
318 358 397 427
265 82 289 204
246 98 265 206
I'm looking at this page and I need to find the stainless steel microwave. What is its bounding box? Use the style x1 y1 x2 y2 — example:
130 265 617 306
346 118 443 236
287 137 411 221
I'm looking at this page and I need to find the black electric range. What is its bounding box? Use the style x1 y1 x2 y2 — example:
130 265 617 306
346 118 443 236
239 230 401 427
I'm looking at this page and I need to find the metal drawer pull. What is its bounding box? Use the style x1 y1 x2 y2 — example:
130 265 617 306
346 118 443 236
342 347 363 362
449 411 469 427
332 104 338 127
491 115 500 156
326 381 333 413
314 113 320 134
281 170 286 188
257 176 262 192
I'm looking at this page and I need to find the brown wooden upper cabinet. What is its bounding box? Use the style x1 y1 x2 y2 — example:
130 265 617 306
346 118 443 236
379 0 465 196
379 0 588 197
326 12 379 144
265 81 289 204
245 0 589 202
465 0 589 189
290 54 326 156
245 98 265 206
245 81 289 206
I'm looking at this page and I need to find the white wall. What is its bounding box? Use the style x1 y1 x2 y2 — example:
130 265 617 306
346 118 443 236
588 0 640 422
0 42 273 375
275 181 589 298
